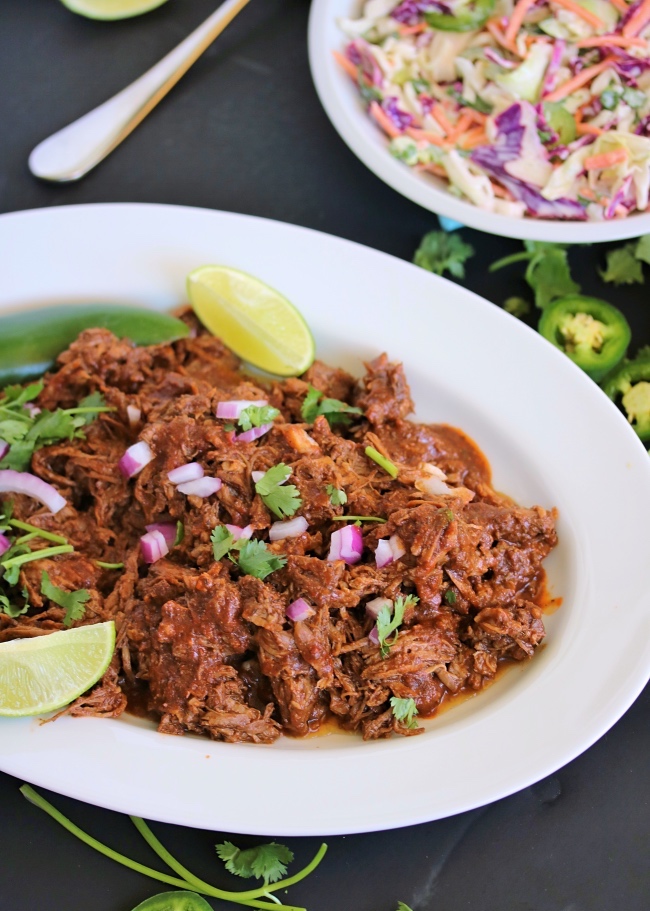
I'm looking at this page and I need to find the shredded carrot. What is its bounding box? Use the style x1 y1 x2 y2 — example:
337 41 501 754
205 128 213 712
447 113 474 143
332 50 360 82
584 148 628 169
577 122 605 135
458 127 490 149
579 186 597 200
552 0 606 28
430 104 455 136
543 56 615 102
490 181 516 200
608 0 629 11
486 18 520 53
574 107 585 124
623 0 650 36
420 162 448 178
369 101 401 139
504 0 538 48
575 34 646 47
461 107 488 125
600 196 611 206
398 22 427 35
406 126 448 147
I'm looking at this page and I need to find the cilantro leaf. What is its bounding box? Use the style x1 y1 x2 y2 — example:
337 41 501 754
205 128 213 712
0 592 29 618
600 244 645 285
376 594 418 658
255 464 302 519
301 385 362 427
211 525 235 561
634 234 650 266
444 589 457 605
413 231 474 279
326 484 347 507
525 247 580 309
236 540 286 580
237 404 280 433
40 571 90 627
503 297 531 319
397 903 415 911
390 696 419 730
216 841 294 885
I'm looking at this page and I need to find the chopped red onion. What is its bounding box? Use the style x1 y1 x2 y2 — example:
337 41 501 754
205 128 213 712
389 534 406 560
375 539 394 568
0 469 66 514
145 523 177 546
235 423 273 443
269 516 308 542
176 477 222 497
167 462 204 484
126 405 141 427
368 627 380 645
119 441 154 479
25 403 41 418
225 523 253 541
365 596 393 620
0 440 8 462
328 524 363 564
251 470 265 483
140 529 169 564
216 399 268 420
0 533 10 557
286 598 315 622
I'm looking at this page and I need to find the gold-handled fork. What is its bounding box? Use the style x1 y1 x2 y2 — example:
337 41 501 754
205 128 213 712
29 0 252 182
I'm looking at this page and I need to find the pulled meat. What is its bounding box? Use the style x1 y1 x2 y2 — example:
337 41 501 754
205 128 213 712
0 320 558 742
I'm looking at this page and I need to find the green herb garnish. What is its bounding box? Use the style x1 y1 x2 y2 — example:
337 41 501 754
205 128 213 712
0 592 29 618
236 540 287 580
490 241 580 309
444 589 457 605
413 230 475 279
301 386 362 427
255 464 302 519
390 696 419 730
326 484 347 507
376 594 418 658
365 445 398 478
237 404 280 432
600 243 645 285
216 842 294 885
330 515 386 523
174 520 185 547
95 561 125 570
41 570 90 627
503 296 531 319
211 525 235 561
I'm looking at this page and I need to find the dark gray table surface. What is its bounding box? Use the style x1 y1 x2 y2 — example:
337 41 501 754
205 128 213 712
1 2 649 910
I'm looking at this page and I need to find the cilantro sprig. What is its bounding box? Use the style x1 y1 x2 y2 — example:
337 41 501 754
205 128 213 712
21 784 327 911
255 464 302 519
376 594 418 658
216 842 294 885
599 236 650 285
237 404 280 432
0 385 112 471
40 571 90 627
365 445 398 478
301 386 362 427
326 484 347 507
390 696 419 730
490 241 580 310
413 231 475 279
210 526 287 580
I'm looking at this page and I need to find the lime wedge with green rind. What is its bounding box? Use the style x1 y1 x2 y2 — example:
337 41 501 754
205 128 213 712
0 621 115 717
60 0 169 20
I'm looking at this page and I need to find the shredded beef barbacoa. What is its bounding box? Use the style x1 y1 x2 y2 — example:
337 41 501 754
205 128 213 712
0 313 558 741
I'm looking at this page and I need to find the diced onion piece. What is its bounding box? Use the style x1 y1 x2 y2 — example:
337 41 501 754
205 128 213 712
145 523 177 546
389 534 406 560
0 533 10 557
126 405 141 427
167 462 204 484
176 477 222 497
0 439 8 462
0 469 66 515
365 596 393 620
286 598 315 622
375 539 394 568
251 470 265 483
140 530 169 564
328 524 363 564
119 441 154 479
225 524 254 541
269 516 308 541
368 627 380 645
216 399 268 419
25 403 41 418
235 423 273 443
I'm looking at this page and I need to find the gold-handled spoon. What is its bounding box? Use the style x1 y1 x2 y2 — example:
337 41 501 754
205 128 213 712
29 0 252 182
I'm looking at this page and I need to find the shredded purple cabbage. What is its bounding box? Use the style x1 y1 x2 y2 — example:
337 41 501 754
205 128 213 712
382 96 414 131
604 176 635 220
617 0 643 32
604 47 650 81
390 0 449 24
635 114 650 135
345 39 384 87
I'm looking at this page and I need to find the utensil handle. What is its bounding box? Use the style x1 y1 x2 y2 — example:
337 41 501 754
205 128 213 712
29 0 251 182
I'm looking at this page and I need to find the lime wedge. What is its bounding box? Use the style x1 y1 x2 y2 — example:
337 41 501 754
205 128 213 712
187 266 316 377
59 0 169 20
0 621 115 717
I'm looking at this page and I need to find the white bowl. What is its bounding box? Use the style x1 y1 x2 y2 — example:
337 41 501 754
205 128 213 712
309 0 650 242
